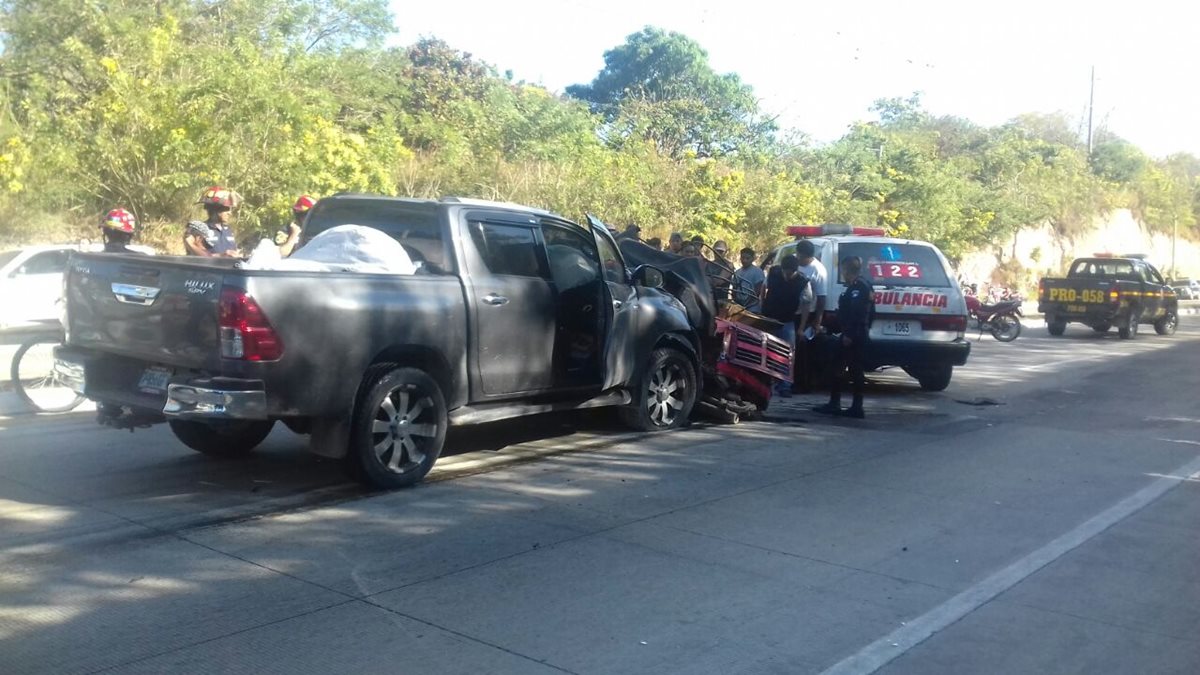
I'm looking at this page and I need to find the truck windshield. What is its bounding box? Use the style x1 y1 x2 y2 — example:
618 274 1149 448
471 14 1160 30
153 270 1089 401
836 242 951 287
1069 259 1136 280
305 200 445 269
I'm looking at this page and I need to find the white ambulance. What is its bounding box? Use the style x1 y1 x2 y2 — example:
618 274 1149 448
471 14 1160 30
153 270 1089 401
764 224 971 391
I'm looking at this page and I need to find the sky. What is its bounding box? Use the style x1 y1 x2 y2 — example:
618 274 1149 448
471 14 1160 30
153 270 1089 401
387 0 1198 158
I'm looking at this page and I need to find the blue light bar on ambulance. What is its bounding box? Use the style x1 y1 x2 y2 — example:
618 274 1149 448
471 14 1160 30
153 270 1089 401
787 224 887 238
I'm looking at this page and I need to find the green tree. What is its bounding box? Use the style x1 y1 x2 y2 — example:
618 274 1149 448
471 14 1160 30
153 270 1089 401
567 27 775 159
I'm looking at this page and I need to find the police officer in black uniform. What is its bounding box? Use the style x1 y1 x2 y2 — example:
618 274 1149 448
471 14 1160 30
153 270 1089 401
815 255 874 419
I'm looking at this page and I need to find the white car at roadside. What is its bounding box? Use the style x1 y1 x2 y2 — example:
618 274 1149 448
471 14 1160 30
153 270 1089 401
0 243 155 332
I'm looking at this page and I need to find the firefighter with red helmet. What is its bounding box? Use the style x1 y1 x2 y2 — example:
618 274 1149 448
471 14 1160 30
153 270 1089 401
277 194 316 257
100 208 138 253
184 186 242 257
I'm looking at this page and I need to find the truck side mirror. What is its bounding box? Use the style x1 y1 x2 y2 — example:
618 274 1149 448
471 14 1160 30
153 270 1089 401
632 265 664 289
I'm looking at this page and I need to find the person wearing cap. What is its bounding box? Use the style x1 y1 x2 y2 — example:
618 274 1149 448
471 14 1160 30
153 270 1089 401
185 186 242 257
277 194 316 257
815 255 874 418
99 208 139 254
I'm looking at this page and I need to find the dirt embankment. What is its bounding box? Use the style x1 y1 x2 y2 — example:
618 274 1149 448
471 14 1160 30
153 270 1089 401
958 209 1200 292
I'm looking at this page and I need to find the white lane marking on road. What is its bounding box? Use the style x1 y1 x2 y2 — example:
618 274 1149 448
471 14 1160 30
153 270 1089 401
821 451 1200 675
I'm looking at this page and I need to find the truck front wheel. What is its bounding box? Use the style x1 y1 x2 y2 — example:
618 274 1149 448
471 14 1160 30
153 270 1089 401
1047 319 1067 336
620 347 698 432
347 365 447 489
168 419 275 458
1155 310 1178 336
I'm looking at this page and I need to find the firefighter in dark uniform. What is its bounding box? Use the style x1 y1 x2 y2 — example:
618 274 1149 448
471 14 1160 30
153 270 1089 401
815 255 874 419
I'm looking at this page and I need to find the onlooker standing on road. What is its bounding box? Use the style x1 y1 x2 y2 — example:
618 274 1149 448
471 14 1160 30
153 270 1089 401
794 239 828 391
761 253 807 397
184 186 242 257
734 247 766 312
815 256 873 418
646 237 662 250
710 240 733 305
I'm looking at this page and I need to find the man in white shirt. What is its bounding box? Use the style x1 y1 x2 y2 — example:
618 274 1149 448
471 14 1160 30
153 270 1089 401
794 239 828 392
733 247 766 312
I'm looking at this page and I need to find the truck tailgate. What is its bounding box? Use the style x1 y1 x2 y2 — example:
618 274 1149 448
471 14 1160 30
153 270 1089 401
66 253 228 370
1039 278 1114 308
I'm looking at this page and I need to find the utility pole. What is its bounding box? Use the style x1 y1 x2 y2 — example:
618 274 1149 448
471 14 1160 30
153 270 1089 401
1172 215 1178 279
1086 66 1095 156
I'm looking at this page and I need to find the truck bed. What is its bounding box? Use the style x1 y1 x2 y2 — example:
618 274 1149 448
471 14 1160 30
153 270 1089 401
64 252 469 417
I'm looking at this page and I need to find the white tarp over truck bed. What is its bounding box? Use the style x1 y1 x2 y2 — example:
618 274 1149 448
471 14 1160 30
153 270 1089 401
243 225 416 274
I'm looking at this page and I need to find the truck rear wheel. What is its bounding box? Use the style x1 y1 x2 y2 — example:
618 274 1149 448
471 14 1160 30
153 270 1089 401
1155 311 1178 336
1047 319 1067 336
1118 310 1139 340
347 365 447 489
168 419 275 457
1092 323 1111 333
620 347 698 432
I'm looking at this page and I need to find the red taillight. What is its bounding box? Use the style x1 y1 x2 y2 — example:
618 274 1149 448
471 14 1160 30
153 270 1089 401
1038 279 1045 298
218 287 283 361
921 314 968 332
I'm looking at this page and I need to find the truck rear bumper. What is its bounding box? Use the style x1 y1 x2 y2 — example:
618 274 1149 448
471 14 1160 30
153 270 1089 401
1038 303 1120 324
163 383 267 420
54 346 268 421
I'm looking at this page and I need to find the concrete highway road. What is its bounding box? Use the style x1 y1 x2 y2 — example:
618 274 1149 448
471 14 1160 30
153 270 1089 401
1 319 1198 674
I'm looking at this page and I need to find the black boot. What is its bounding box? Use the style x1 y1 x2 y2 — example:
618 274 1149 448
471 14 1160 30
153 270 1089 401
841 395 865 419
813 396 841 416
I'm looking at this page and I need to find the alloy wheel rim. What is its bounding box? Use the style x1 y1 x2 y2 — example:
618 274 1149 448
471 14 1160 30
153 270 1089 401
646 363 686 426
371 387 437 474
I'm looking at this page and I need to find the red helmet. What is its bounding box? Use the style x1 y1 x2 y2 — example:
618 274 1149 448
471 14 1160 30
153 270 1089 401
292 194 317 214
101 208 136 234
198 186 241 209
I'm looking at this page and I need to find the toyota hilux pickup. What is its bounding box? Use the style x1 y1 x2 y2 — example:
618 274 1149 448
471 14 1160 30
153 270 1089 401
1038 256 1178 339
55 195 701 488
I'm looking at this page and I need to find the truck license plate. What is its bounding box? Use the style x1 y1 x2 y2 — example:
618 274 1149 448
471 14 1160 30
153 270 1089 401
882 320 918 337
1066 305 1087 313
137 367 172 393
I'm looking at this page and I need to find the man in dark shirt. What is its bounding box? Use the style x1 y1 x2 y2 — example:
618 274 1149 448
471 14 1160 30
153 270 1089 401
762 254 807 397
185 186 242 257
815 256 874 418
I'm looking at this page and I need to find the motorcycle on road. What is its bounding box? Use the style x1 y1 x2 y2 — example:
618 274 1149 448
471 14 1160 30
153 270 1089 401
965 293 1022 342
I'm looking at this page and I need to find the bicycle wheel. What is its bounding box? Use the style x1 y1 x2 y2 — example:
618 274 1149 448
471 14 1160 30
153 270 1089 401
10 335 85 413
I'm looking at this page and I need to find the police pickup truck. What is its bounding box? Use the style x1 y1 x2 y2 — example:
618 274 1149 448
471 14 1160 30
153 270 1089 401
1038 255 1178 339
